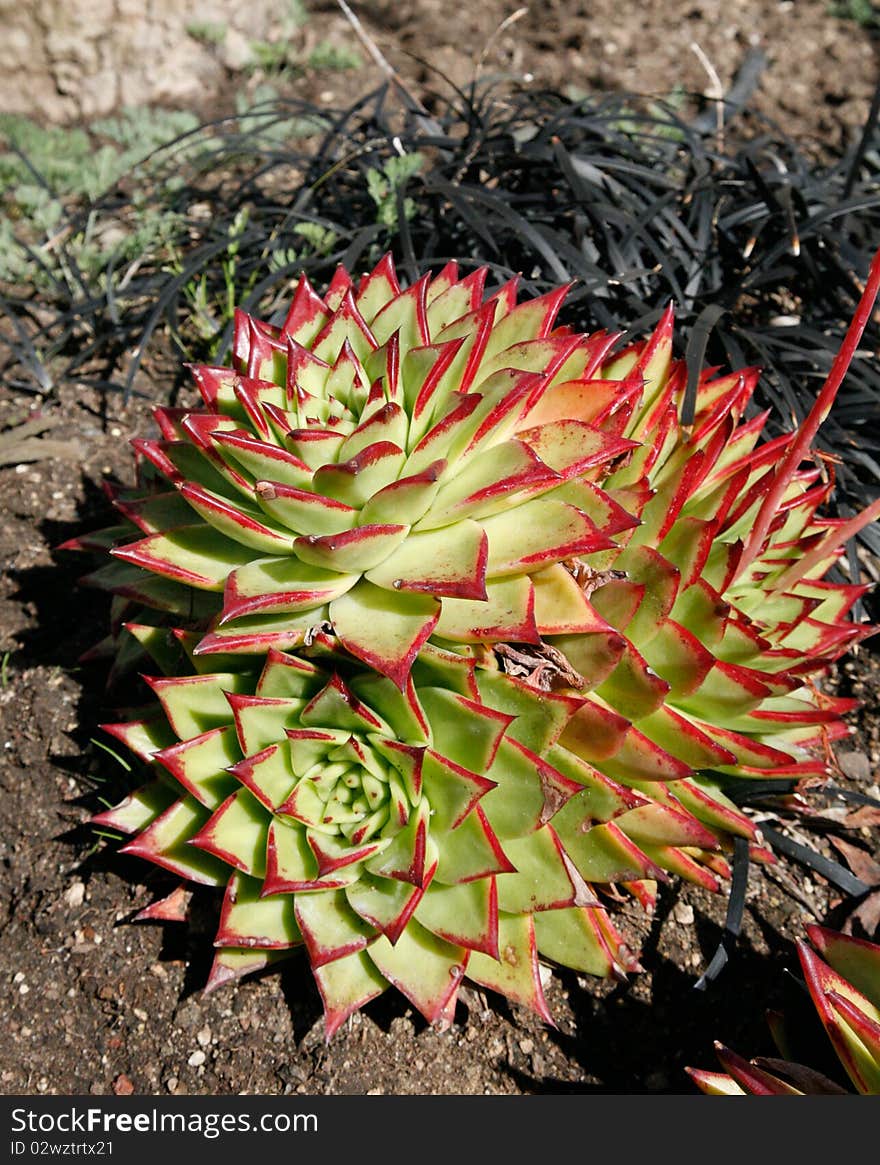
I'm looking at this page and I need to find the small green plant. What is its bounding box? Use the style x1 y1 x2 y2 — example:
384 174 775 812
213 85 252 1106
167 207 258 352
186 20 228 46
90 737 133 773
306 41 362 72
280 0 309 34
247 39 296 74
366 152 425 228
0 107 201 285
828 1 879 31
269 222 339 273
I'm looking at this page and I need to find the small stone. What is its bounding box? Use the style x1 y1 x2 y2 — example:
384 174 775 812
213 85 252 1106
188 1050 206 1067
165 1076 178 1092
838 751 871 782
64 881 86 909
220 28 254 72
113 1074 134 1096
673 902 695 926
196 1026 212 1048
519 1038 534 1055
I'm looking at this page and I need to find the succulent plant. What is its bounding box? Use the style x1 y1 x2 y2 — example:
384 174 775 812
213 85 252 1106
92 639 639 1034
687 925 880 1094
73 252 880 1035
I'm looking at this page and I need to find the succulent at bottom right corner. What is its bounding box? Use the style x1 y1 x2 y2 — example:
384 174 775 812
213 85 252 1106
686 924 880 1095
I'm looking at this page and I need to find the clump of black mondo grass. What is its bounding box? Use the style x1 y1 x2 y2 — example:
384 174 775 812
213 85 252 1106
3 70 880 569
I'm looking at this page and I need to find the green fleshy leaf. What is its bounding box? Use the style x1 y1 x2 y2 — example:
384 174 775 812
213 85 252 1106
365 519 487 600
117 489 199 534
180 483 296 555
595 641 671 720
301 675 389 734
312 451 407 510
312 948 389 1036
415 878 498 956
330 581 439 688
92 779 177 834
122 796 228 886
637 705 735 768
152 672 253 740
552 814 657 883
420 750 490 831
83 561 223 619
811 932 880 1010
232 695 307 753
495 827 577 913
286 730 350 777
194 788 269 878
255 652 325 699
207 947 295 992
432 808 513 884
217 872 302 948
544 747 638 822
421 439 556 527
370 281 428 352
351 672 430 743
675 661 770 718
606 544 680 644
641 619 714 695
359 465 445 526
225 557 359 619
253 485 358 536
114 525 256 591
156 724 242 808
123 624 191 677
409 643 476 695
102 715 178 763
366 921 466 1025
366 803 436 885
163 441 247 496
345 871 425 939
482 498 609 577
534 907 620 976
480 736 559 838
475 669 576 754
416 686 511 772
339 403 410 462
467 912 549 1021
266 818 320 888
547 630 625 692
232 740 298 810
294 888 375 964
216 437 312 489
669 580 727 649
435 574 538 644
